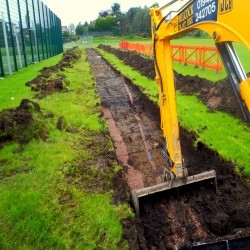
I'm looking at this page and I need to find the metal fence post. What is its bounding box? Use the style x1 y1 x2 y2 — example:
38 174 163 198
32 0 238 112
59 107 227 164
42 2 48 58
6 0 18 71
45 7 51 57
1 11 12 75
30 22 39 62
37 0 45 60
0 49 4 76
25 0 34 63
13 24 22 68
51 11 55 56
17 0 27 67
32 0 40 62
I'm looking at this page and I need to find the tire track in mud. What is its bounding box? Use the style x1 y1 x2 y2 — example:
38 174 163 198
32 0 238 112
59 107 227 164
87 48 250 249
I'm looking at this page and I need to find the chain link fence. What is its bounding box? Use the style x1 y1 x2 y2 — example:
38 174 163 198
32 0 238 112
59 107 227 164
0 0 63 76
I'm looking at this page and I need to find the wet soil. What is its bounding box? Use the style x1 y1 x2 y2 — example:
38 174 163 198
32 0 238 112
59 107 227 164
98 44 248 123
26 47 81 98
0 99 48 146
87 48 250 249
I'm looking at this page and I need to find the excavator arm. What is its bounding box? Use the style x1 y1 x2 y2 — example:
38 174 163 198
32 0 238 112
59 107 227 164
150 0 250 179
131 0 250 216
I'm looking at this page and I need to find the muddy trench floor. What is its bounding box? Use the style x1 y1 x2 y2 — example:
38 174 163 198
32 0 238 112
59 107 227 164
86 49 250 249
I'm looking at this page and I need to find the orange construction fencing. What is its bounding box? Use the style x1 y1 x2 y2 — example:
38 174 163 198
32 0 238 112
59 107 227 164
119 41 223 72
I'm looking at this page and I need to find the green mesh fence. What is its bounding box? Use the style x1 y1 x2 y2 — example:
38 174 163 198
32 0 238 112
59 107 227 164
0 0 63 76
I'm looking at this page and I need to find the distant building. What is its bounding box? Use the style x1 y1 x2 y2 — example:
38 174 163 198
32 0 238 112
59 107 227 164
62 26 68 32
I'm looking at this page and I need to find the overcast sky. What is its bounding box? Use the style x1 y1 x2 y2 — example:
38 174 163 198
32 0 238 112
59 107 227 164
45 0 182 26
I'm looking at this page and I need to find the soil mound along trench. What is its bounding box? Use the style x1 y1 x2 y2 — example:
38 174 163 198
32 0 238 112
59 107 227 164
98 44 249 123
0 99 48 147
87 48 250 249
26 47 81 98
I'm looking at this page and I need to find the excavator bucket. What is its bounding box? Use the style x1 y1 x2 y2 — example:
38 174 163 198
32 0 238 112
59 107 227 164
131 170 217 216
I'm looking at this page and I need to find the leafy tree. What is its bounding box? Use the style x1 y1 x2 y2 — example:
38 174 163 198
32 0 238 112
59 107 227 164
126 7 139 24
86 2 153 36
88 21 96 32
83 22 89 34
75 22 84 36
62 30 70 37
132 7 150 36
125 7 140 33
111 3 122 17
95 16 115 31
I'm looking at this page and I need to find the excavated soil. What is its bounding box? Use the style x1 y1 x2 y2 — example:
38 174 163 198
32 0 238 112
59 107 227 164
26 47 81 98
0 99 48 146
87 48 250 249
98 44 248 123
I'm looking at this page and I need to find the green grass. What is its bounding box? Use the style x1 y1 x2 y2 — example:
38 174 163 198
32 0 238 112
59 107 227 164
177 94 250 174
0 49 129 249
0 54 62 110
98 48 250 175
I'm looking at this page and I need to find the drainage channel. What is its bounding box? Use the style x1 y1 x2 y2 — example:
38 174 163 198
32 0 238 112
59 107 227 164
86 49 166 192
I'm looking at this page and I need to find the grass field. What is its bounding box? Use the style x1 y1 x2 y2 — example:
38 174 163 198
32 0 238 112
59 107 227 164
0 37 249 247
0 50 131 249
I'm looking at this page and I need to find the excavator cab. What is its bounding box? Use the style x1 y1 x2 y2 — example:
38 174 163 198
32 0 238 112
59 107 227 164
131 0 250 215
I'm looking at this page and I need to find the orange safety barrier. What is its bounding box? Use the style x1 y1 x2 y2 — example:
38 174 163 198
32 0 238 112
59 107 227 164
119 41 223 71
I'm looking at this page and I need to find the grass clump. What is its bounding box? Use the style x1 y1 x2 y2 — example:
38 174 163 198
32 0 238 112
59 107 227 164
115 204 135 220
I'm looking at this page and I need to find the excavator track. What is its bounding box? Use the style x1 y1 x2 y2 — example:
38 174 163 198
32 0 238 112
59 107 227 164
87 48 250 249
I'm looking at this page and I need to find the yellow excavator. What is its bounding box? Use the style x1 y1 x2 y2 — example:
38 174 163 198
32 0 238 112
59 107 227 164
131 0 250 215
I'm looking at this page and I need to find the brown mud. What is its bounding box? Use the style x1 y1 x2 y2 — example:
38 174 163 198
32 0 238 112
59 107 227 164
0 99 48 146
98 44 248 123
26 47 81 98
87 48 250 249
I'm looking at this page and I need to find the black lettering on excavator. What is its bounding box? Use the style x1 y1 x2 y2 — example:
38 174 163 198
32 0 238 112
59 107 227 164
219 0 233 14
178 0 218 32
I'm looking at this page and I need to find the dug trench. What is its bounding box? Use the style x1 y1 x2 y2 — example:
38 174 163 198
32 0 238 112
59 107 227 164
98 44 249 124
87 48 250 249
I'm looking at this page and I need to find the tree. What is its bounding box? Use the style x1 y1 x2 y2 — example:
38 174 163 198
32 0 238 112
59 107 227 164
75 22 84 36
88 21 96 32
95 16 115 31
132 7 150 36
62 30 70 37
125 7 140 33
111 3 122 18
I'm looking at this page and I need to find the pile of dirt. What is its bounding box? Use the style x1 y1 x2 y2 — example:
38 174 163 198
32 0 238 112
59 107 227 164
26 47 81 98
98 44 247 122
26 72 70 98
0 99 48 146
88 48 250 249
